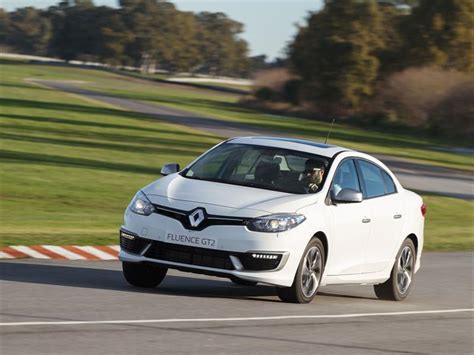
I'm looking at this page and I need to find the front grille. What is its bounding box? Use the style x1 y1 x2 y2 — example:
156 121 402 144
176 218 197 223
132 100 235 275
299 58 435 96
145 241 234 270
152 204 250 231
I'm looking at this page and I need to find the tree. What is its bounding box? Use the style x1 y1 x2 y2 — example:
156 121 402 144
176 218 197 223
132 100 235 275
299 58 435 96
161 11 202 73
0 9 11 47
92 7 129 65
47 5 97 60
118 0 143 9
120 1 178 71
6 7 52 55
196 12 249 76
289 0 384 113
3 1 251 75
401 0 473 72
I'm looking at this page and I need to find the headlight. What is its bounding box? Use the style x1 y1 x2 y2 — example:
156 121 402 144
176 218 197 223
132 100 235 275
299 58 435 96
247 213 306 233
129 191 154 216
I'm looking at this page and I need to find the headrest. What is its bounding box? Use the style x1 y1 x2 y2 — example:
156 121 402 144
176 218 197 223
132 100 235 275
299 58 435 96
255 161 280 180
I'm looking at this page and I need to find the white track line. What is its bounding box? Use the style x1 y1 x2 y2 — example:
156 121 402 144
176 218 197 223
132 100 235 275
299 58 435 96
108 245 120 252
1 309 472 327
74 246 116 260
0 251 15 259
10 246 50 259
41 245 86 260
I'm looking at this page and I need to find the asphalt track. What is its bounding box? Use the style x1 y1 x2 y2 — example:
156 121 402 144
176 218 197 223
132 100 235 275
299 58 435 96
34 80 473 200
1 253 473 354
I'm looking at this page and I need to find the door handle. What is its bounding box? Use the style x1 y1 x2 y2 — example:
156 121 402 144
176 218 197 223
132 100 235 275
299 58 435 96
362 218 371 223
393 214 402 219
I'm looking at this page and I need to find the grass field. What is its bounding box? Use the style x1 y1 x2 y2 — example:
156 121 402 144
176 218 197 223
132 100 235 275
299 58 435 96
77 71 473 172
0 61 221 246
0 61 472 250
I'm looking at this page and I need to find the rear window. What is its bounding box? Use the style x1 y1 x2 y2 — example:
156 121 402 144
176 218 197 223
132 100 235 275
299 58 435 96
382 171 397 194
358 160 386 198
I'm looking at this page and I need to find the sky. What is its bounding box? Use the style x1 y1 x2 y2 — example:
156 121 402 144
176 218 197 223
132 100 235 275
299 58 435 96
2 0 324 59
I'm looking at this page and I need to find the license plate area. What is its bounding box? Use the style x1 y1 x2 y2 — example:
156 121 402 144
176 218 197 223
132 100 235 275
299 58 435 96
165 232 218 249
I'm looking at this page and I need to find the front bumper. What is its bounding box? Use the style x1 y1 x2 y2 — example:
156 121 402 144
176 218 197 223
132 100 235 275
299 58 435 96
119 229 294 286
121 229 288 270
120 208 314 286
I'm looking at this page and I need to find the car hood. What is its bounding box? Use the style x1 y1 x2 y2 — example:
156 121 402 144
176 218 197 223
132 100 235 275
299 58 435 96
142 174 318 216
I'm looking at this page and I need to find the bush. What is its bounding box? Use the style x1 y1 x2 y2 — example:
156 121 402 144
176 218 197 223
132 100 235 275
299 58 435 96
255 87 280 101
252 68 303 105
253 68 292 92
428 81 474 138
372 67 471 127
282 79 302 105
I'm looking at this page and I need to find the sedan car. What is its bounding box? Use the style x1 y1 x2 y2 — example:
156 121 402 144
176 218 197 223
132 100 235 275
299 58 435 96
119 136 425 303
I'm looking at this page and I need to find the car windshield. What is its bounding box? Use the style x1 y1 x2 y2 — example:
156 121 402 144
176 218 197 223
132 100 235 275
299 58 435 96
182 143 330 194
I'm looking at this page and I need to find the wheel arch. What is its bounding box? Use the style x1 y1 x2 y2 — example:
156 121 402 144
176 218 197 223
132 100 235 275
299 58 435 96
313 231 328 266
406 233 418 253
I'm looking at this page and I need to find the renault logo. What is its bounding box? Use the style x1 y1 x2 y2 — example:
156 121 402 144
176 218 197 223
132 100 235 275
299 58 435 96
189 208 205 227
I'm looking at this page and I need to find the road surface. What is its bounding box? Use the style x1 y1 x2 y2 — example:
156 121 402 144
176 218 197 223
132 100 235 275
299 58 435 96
33 80 473 200
1 253 472 354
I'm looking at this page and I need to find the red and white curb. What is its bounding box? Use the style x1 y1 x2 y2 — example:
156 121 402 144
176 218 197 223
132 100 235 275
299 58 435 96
0 245 120 260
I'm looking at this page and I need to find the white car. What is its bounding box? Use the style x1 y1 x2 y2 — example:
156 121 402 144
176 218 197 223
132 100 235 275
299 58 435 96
119 136 425 303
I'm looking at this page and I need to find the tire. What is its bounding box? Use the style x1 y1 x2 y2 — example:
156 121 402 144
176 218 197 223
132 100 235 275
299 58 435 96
277 238 325 303
122 262 167 288
230 277 258 286
374 238 416 301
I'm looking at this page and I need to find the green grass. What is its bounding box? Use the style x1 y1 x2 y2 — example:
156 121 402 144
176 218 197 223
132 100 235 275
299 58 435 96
75 69 473 172
0 60 472 250
0 61 221 246
421 194 473 251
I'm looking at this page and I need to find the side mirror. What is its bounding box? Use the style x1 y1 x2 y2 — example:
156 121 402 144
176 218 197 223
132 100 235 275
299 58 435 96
331 188 363 203
160 163 180 176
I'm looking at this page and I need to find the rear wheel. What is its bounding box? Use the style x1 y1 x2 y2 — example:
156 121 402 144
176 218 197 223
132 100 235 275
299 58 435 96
374 238 416 301
277 238 325 303
122 262 167 288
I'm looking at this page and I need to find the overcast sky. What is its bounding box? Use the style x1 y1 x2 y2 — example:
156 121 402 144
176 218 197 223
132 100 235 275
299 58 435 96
2 0 323 59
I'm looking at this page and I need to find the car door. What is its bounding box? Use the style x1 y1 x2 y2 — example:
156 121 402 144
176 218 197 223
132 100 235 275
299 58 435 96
356 159 404 273
326 159 372 276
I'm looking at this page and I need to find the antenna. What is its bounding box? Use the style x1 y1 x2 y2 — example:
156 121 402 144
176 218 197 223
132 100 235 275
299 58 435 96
325 118 336 144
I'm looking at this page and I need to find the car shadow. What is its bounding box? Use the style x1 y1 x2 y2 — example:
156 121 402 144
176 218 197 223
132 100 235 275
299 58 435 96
0 262 279 302
0 261 377 302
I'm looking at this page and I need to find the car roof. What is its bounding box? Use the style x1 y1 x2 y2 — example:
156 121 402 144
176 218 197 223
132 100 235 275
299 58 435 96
228 136 350 158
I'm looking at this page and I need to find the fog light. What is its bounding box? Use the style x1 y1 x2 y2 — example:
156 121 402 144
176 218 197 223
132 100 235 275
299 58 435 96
120 231 135 240
251 253 279 260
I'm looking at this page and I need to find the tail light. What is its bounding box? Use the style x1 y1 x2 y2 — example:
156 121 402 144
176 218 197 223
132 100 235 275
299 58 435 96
421 203 427 217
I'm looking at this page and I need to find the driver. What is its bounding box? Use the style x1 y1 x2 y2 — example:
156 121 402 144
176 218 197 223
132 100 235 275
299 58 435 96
302 159 326 193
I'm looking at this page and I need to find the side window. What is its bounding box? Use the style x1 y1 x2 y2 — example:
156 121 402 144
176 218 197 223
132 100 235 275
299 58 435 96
357 160 386 198
331 159 361 196
382 170 397 194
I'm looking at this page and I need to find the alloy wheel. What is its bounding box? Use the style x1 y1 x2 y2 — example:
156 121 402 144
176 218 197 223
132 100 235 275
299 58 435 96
396 246 414 295
301 246 323 298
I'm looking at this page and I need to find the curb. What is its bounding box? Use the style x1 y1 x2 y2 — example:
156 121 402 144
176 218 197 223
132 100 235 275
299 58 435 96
0 245 120 260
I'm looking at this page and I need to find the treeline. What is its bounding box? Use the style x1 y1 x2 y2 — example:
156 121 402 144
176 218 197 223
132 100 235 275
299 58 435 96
0 0 250 76
252 0 473 138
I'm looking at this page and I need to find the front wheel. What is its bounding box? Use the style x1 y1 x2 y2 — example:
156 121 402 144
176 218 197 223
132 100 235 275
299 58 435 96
277 238 325 303
374 238 416 301
122 262 167 288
